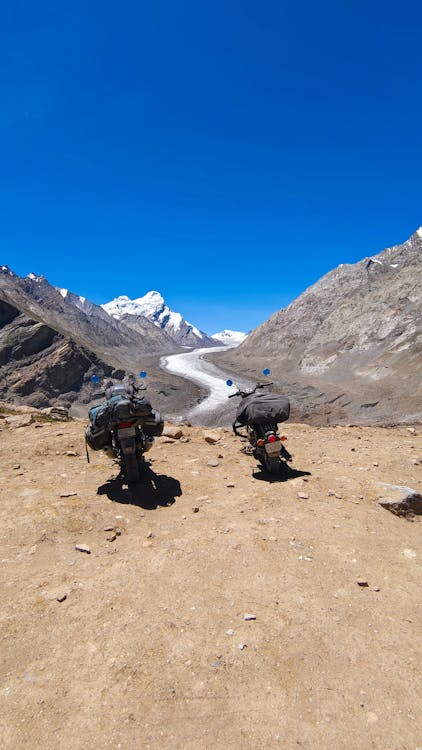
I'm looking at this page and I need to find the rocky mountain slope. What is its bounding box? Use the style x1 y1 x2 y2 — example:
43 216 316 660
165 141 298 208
0 269 203 414
1 414 421 749
213 228 422 425
102 291 218 348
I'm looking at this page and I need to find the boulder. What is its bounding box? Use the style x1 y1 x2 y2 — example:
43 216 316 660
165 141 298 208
378 484 422 517
203 430 221 444
162 425 183 440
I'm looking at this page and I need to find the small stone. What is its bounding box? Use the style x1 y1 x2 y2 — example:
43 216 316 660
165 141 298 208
66 451 79 457
327 490 335 496
162 425 183 440
192 507 199 513
75 544 91 554
373 462 379 467
372 586 381 592
107 534 117 542
104 525 115 532
146 531 153 538
59 491 77 498
403 548 416 559
34 423 43 428
357 579 369 587
226 629 235 635
56 592 67 602
45 590 68 603
244 613 256 621
196 495 209 502
203 430 220 444
5 414 33 428
207 459 219 467
238 643 247 650
13 464 21 470
407 427 416 434
180 437 190 443
226 483 235 488
297 492 309 500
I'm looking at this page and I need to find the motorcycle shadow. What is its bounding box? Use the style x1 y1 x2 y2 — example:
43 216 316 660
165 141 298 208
252 464 311 483
97 464 182 509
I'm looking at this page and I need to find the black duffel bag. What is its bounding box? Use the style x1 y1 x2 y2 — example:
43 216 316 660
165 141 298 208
236 392 290 426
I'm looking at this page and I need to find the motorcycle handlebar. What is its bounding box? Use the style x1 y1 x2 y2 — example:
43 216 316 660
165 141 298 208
228 381 273 399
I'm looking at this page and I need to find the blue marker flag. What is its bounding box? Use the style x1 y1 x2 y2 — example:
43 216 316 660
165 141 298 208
263 368 271 376
226 379 233 387
139 371 147 379
91 375 100 383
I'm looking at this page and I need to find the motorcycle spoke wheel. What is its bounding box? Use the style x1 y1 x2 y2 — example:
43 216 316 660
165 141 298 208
262 455 281 474
123 453 141 482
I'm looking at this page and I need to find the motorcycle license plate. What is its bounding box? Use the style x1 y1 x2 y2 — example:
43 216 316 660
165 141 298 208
265 441 281 456
117 426 136 439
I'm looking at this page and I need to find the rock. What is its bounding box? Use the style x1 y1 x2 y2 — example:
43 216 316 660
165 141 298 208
196 495 209 502
356 579 369 587
66 451 79 457
378 484 422 517
107 534 117 542
192 507 199 513
226 629 235 635
45 590 68 602
407 427 416 434
162 425 183 440
146 531 153 538
297 492 309 500
203 430 220 444
104 525 115 531
13 464 21 470
59 491 77 497
75 544 91 554
162 437 176 444
207 459 219 467
403 548 417 559
244 613 256 621
41 406 69 421
226 483 235 488
238 643 247 650
4 414 33 428
180 437 190 443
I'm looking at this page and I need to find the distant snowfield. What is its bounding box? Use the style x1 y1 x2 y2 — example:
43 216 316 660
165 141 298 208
160 346 252 420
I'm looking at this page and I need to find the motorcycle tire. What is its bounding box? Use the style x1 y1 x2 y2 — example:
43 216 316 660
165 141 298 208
262 454 281 474
122 452 141 482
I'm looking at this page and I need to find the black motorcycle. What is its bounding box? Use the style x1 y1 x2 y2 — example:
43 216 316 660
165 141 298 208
227 369 292 474
86 372 163 482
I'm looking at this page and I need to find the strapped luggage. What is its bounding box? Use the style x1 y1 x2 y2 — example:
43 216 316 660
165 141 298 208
141 409 164 437
236 392 290 426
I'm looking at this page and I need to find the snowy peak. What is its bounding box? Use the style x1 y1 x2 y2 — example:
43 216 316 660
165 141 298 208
102 291 218 349
211 330 247 347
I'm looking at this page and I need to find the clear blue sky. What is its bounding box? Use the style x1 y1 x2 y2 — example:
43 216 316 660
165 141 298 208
1 0 421 333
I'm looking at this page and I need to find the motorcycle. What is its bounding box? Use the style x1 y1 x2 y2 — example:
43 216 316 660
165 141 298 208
227 369 292 474
85 372 163 483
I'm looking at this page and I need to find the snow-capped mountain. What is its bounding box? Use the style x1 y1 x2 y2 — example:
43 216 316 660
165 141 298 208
211 330 247 347
102 291 218 348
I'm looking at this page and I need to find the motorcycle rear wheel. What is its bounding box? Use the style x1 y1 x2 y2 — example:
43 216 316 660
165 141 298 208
262 454 281 474
122 452 141 482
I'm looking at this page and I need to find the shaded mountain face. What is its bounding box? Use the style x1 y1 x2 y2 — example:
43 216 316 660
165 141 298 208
0 298 115 409
216 229 422 425
102 291 219 348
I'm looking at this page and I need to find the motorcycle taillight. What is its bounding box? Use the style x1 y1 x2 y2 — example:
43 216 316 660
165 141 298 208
267 434 277 443
117 421 133 428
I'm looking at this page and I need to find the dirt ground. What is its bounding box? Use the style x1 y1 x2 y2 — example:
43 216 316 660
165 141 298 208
0 416 421 750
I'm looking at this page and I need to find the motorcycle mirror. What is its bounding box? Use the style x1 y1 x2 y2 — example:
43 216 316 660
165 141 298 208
226 379 233 387
263 368 271 376
139 371 147 379
91 375 100 383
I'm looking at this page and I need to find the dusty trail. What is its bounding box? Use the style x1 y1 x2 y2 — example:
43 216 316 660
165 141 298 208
0 414 421 749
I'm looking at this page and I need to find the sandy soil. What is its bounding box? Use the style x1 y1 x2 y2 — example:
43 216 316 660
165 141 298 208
0 416 421 749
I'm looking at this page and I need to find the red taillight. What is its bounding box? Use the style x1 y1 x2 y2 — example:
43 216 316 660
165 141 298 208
117 421 133 428
267 435 277 443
